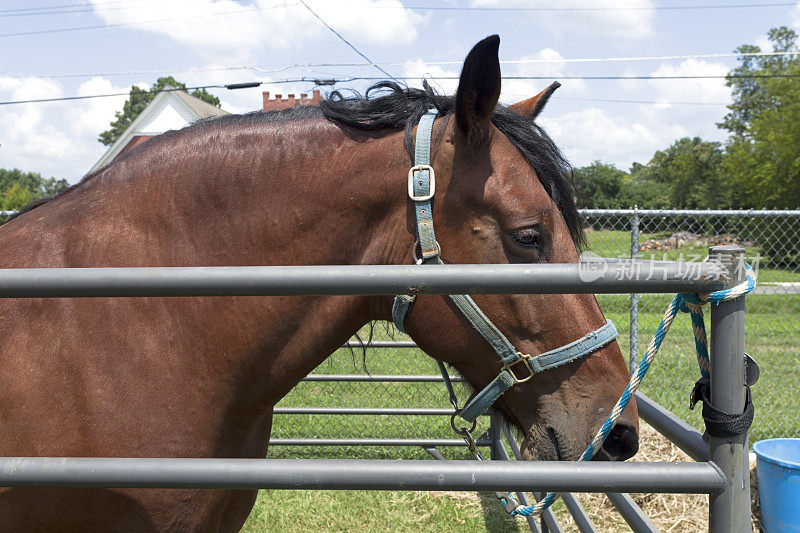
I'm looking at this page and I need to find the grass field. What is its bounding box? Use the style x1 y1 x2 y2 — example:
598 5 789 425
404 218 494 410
241 230 796 531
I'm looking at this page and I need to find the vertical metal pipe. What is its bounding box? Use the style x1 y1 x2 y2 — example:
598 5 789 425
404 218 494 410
560 493 599 533
489 410 503 461
605 492 658 533
489 428 542 533
707 245 749 533
629 207 640 373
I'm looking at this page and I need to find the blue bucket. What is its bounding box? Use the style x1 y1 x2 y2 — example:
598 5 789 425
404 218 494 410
754 439 800 532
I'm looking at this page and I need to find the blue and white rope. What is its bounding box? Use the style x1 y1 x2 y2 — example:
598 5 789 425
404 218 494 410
503 262 757 518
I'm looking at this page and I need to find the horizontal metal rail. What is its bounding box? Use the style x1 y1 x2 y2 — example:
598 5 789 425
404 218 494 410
268 438 489 447
0 261 726 298
580 208 800 217
344 340 418 348
7 209 800 218
273 407 456 416
301 374 463 383
0 458 727 492
636 391 709 462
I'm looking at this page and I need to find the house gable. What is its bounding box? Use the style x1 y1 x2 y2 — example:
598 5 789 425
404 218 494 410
89 89 228 173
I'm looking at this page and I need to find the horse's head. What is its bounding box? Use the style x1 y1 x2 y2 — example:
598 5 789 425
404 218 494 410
395 36 639 462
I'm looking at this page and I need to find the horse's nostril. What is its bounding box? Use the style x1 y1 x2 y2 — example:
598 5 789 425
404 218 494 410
601 424 639 461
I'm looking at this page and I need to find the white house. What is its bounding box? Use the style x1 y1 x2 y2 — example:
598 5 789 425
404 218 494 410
89 87 229 173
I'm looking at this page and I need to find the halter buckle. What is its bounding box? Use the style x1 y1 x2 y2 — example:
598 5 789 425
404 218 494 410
408 164 436 201
503 353 535 384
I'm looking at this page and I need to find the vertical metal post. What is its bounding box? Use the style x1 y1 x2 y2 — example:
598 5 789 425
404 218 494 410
629 206 640 373
489 410 501 460
707 245 749 533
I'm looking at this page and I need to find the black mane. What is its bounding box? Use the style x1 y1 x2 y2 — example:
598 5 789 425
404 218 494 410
320 81 584 247
10 82 583 248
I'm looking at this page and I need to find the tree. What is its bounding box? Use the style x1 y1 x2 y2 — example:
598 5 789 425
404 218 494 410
642 137 727 209
98 76 221 146
0 182 32 211
0 168 68 203
572 161 626 208
719 26 799 137
719 27 800 209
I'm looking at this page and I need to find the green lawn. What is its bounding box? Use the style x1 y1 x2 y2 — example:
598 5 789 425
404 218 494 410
584 228 800 283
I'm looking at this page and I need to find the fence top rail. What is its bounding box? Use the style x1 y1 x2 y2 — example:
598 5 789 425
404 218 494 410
0 457 727 493
579 208 800 217
6 208 800 217
0 261 726 298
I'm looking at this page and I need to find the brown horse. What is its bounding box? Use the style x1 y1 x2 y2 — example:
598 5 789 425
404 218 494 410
0 35 638 531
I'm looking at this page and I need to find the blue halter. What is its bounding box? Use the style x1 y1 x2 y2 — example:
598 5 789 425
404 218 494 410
392 109 618 423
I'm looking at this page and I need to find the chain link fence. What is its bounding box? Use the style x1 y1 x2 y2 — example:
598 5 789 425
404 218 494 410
269 209 800 458
582 208 800 445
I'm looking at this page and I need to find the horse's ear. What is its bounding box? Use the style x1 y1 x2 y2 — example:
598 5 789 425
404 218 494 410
455 35 502 147
509 81 561 120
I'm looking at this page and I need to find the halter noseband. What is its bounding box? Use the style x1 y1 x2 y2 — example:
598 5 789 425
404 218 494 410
392 109 618 423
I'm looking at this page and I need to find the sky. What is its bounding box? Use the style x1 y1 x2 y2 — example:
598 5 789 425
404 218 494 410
1 0 800 184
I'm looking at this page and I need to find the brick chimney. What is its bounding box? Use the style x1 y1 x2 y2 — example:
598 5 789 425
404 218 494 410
262 89 321 112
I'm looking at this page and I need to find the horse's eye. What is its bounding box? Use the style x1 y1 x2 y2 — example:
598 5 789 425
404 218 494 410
511 228 540 248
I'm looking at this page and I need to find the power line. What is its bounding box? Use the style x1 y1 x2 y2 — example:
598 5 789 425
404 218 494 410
7 50 796 81
396 2 798 11
0 2 298 38
0 82 279 106
0 1 186 18
553 96 729 106
4 70 799 107
354 73 800 80
7 1 792 39
4 0 793 17
296 0 398 82
0 0 143 14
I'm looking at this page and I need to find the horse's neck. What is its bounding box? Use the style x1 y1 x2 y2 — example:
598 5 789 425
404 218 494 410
2 117 409 453
143 119 408 395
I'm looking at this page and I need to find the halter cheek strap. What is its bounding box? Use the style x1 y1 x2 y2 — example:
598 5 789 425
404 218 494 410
393 109 618 423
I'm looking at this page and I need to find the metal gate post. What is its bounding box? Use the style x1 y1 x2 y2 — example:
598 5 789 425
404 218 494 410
707 245 750 532
629 206 640 373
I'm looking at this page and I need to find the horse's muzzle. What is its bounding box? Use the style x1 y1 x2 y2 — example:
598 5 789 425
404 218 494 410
594 423 639 462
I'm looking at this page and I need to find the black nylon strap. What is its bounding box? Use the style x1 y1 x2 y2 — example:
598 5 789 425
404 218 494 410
689 377 755 439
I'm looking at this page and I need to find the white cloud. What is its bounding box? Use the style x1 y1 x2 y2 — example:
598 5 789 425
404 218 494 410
401 60 460 94
754 33 773 52
539 107 686 169
648 58 730 106
88 0 427 63
536 58 733 169
791 2 800 30
470 0 656 41
502 47 588 105
0 77 130 182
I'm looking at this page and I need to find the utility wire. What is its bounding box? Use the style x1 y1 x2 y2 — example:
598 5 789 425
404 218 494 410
1 1 795 38
0 2 298 38
2 0 796 16
5 70 800 107
0 1 194 18
394 2 798 11
348 73 800 80
0 82 276 106
0 0 148 13
296 0 398 82
553 96 729 106
7 50 796 81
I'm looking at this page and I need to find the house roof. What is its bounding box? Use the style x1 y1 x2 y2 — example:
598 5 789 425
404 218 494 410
88 87 229 173
174 89 229 120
